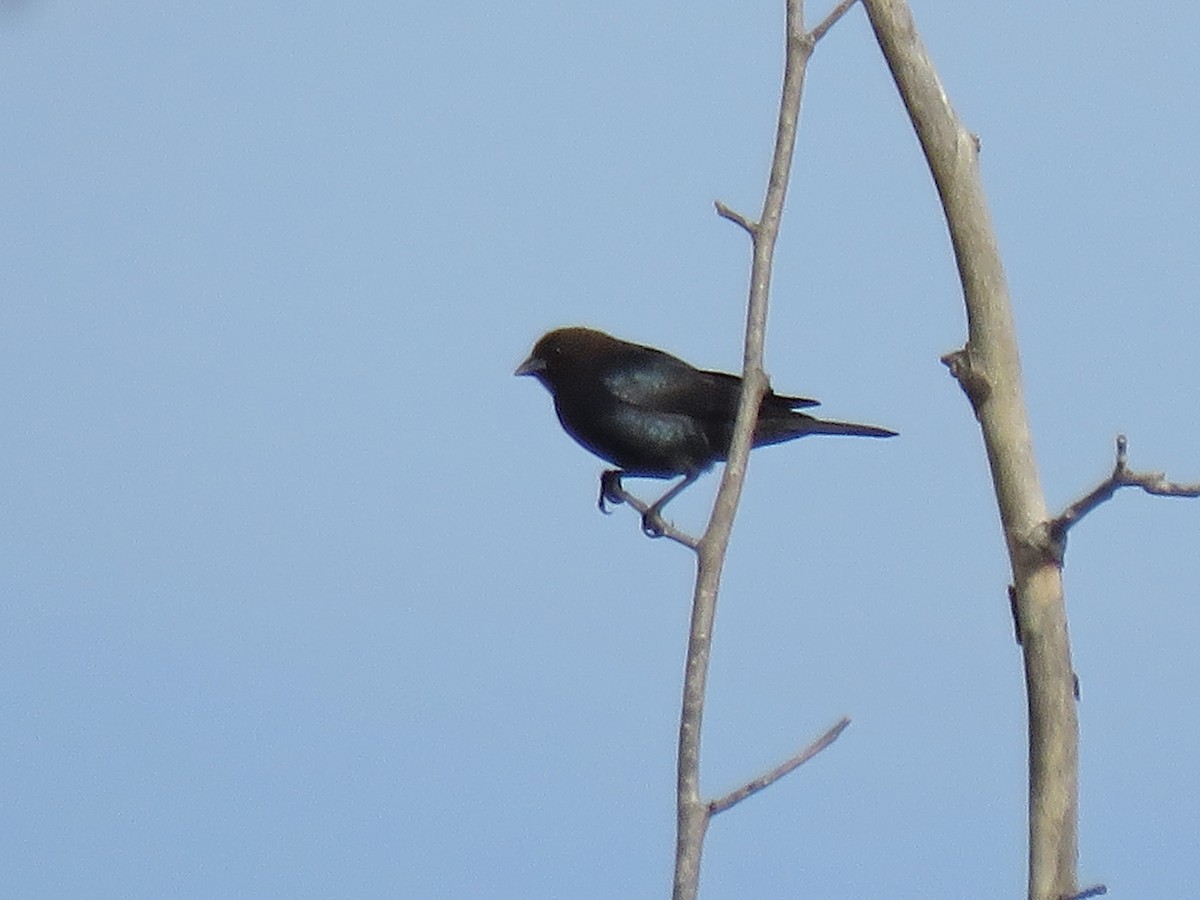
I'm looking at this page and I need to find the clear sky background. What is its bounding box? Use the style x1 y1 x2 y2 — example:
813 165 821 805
3 1 1198 897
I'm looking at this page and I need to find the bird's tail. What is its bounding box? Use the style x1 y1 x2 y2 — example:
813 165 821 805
801 417 897 438
754 413 897 446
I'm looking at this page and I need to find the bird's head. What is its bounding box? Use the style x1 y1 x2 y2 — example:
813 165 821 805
514 327 621 389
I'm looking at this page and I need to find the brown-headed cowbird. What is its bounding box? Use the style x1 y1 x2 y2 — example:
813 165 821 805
516 327 896 536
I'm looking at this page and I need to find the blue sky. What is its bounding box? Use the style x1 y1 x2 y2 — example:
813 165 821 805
3 1 1198 897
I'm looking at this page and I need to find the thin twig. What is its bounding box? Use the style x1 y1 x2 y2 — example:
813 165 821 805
1050 434 1200 543
714 200 757 236
1060 886 1107 900
671 1 865 896
810 0 860 44
600 478 701 550
708 718 851 815
673 0 840 897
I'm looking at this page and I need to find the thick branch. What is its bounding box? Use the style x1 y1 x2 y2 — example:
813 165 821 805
862 2 1078 898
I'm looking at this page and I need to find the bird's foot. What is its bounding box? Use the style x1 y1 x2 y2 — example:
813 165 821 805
641 507 669 539
598 470 625 514
599 471 674 540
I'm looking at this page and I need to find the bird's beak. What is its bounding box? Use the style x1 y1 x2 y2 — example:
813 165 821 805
514 355 545 377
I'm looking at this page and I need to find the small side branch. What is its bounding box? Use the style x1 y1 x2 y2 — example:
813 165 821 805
708 717 851 815
599 472 701 550
1050 434 1200 544
714 200 757 237
810 0 860 44
940 347 993 416
1061 885 1107 900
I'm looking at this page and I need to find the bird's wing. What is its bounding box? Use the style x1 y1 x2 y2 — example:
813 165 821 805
603 349 820 415
736 375 821 411
599 349 724 415
694 371 822 411
772 393 821 410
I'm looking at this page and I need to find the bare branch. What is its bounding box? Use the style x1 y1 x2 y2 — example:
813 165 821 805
598 472 701 550
1060 886 1107 900
708 718 851 815
809 0 859 44
714 200 757 236
1050 434 1200 543
673 0 821 897
862 1 1079 896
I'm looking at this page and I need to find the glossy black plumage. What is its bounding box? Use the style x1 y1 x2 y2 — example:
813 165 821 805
516 327 895 534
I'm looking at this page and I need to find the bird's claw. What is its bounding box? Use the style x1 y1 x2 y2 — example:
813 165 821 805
598 470 625 514
599 470 670 538
640 511 668 539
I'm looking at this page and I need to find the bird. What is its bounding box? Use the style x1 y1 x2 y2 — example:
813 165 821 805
515 327 896 536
